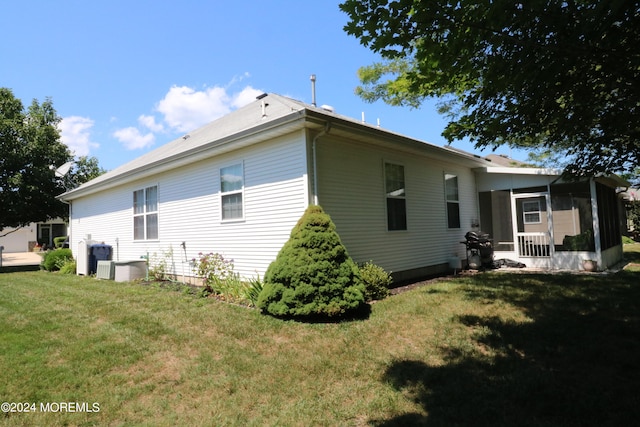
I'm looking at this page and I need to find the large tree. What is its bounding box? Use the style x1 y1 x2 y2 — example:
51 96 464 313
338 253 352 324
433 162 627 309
340 0 640 176
64 155 107 191
0 88 72 231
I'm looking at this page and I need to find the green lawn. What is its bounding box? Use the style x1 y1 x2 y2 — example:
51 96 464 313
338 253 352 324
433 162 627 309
1 249 639 426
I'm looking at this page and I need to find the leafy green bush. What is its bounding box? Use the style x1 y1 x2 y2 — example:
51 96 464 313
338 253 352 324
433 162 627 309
359 261 392 302
53 236 67 249
257 205 366 319
59 259 76 275
245 276 263 307
42 249 73 272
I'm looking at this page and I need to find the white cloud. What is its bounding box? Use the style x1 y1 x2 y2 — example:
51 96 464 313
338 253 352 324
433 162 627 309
59 116 99 156
156 85 231 133
112 81 263 151
155 84 263 133
231 86 264 109
113 127 155 150
138 114 164 132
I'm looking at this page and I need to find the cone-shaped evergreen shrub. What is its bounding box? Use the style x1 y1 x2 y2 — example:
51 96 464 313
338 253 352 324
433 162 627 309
257 205 366 319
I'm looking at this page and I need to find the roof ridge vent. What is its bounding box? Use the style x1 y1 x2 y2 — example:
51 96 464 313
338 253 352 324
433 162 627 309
320 104 334 113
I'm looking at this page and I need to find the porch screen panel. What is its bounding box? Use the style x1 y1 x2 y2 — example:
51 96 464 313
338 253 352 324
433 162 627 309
479 190 513 251
550 182 594 251
596 183 621 250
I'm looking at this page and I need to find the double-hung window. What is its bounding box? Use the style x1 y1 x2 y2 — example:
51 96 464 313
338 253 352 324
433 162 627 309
220 163 244 220
445 174 461 229
385 162 407 230
133 185 158 240
522 200 542 224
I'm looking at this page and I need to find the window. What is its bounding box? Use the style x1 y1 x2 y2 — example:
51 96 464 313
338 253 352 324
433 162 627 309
445 174 460 228
221 163 244 220
385 163 407 230
133 185 158 240
522 200 541 224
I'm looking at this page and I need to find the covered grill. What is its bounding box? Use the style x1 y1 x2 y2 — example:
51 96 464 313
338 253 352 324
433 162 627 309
462 231 494 269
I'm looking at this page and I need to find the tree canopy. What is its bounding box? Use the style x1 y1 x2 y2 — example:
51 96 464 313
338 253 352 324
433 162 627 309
64 155 107 191
1 88 71 230
340 0 640 176
0 88 104 232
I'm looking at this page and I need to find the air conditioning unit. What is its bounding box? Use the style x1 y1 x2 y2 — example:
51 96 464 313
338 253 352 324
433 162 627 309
96 261 115 280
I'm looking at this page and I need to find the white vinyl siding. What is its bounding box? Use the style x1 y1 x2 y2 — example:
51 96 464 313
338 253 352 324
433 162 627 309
68 132 308 278
317 136 478 274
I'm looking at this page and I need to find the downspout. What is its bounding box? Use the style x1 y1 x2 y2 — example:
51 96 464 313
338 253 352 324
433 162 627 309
59 198 72 256
311 122 331 206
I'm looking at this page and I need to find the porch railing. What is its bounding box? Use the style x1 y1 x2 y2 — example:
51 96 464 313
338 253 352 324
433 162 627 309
517 232 551 257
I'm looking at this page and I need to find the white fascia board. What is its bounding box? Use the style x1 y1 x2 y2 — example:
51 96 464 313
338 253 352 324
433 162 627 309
474 166 563 176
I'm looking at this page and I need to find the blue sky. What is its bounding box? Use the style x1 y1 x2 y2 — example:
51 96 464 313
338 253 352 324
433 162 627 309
2 0 529 171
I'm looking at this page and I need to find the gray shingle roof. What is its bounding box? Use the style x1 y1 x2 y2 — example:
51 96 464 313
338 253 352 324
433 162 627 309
59 93 492 200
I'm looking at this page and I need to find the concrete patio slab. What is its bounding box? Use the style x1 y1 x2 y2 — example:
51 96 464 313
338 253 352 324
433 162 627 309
1 251 44 267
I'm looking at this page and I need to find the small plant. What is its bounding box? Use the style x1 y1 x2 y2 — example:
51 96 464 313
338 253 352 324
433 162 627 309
42 248 74 272
58 259 76 275
148 246 175 280
53 236 67 249
359 261 392 302
192 252 235 295
245 275 264 307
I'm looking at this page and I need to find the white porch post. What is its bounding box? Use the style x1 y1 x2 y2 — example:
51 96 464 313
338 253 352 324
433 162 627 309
510 189 518 256
545 191 555 269
590 179 602 267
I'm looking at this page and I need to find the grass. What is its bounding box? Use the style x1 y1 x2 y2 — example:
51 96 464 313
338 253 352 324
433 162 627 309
1 248 639 426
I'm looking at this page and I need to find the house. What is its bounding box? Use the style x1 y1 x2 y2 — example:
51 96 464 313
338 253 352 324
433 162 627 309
0 220 67 253
58 93 626 281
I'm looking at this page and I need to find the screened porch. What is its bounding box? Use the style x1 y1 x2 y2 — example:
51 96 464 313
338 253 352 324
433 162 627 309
476 169 626 271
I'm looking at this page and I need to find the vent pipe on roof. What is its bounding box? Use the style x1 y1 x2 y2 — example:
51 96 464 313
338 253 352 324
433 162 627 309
310 74 317 107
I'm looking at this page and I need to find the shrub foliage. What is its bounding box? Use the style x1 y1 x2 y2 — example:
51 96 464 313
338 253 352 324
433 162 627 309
359 261 392 302
257 205 366 318
42 248 73 272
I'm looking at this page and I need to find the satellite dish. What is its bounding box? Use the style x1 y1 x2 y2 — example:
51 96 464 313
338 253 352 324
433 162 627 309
54 161 73 178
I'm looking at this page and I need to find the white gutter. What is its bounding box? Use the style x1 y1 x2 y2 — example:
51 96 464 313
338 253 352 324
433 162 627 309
311 122 331 205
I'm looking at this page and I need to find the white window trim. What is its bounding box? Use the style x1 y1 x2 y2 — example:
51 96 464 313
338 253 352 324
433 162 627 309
522 200 542 224
133 184 159 241
444 173 461 229
384 161 407 231
220 161 245 222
